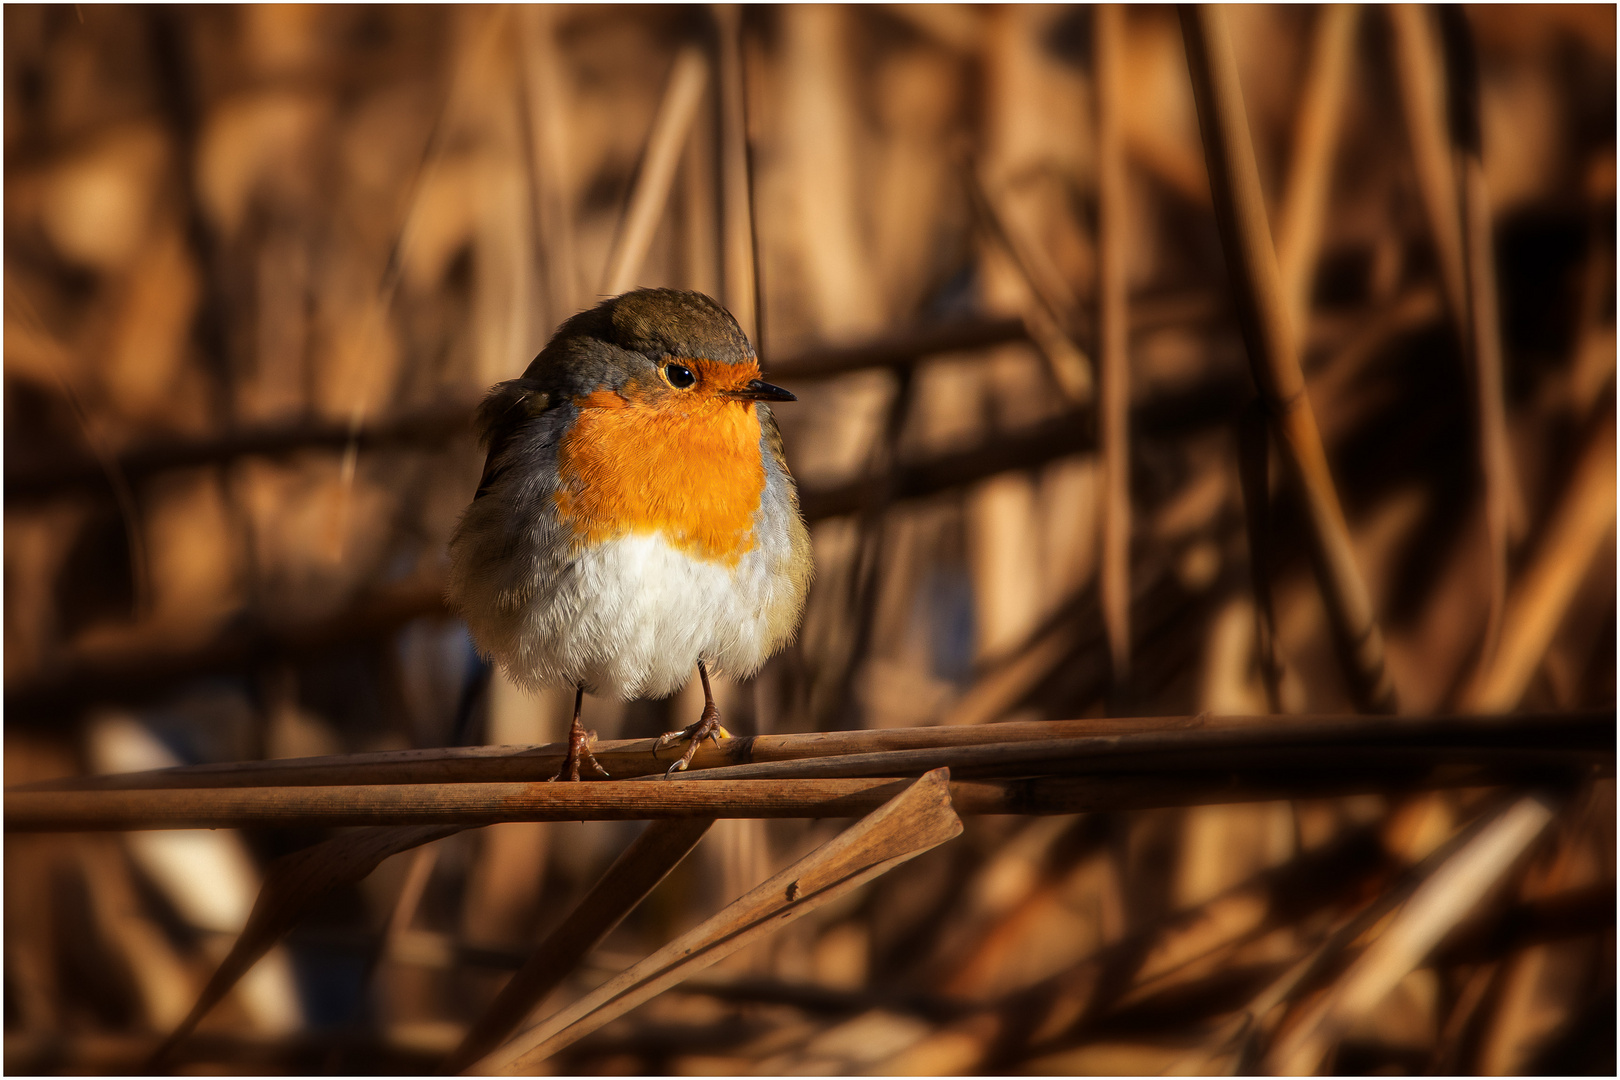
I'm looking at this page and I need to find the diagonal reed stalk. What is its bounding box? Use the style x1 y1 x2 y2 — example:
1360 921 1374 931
962 162 1093 403
1180 4 1397 713
1266 793 1558 1073
440 818 714 1073
470 770 962 1073
145 824 466 1070
599 45 709 295
1460 410 1617 712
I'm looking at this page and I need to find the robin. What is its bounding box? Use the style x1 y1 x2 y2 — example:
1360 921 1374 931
447 289 813 781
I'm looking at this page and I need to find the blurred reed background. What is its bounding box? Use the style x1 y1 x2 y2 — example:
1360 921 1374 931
3 4 1614 1074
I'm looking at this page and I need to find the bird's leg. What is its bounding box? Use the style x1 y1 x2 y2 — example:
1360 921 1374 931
550 685 609 782
655 661 731 776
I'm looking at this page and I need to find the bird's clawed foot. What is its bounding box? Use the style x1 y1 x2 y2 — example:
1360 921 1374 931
551 704 609 782
655 698 730 777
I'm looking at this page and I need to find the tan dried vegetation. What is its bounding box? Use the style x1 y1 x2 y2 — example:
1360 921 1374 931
4 4 1614 1075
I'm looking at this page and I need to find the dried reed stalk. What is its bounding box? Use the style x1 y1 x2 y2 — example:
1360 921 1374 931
6 287 156 617
638 735 1606 784
878 817 1393 1072
11 744 1605 834
471 770 962 1072
323 5 509 563
1274 4 1358 348
914 792 1540 1074
714 4 756 340
1460 410 1617 712
384 843 441 944
10 365 1253 717
1267 793 1558 1073
1434 881 1616 966
0 772 1557 833
1 778 902 830
1237 403 1286 711
147 824 465 1069
1388 4 1469 334
23 710 1607 792
941 605 1087 726
3 317 1036 510
7 293 1231 506
6 578 451 718
441 818 713 1073
599 46 709 295
799 405 1095 520
963 166 1093 403
516 5 580 320
4 397 480 504
768 316 1029 381
1097 3 1132 692
1180 4 1397 713
1224 790 1532 1069
1440 6 1527 667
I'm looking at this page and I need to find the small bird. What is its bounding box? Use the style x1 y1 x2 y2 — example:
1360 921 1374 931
447 289 813 780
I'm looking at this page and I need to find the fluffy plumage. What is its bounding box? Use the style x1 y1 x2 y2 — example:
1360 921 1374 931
447 289 813 700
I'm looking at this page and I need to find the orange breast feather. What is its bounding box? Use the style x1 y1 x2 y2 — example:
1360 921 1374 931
554 389 766 565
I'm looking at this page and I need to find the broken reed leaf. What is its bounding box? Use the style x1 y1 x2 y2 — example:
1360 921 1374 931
440 817 714 1074
146 824 465 1070
1266 793 1558 1073
471 768 963 1074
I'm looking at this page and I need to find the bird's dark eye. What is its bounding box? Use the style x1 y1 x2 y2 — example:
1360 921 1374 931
663 362 697 389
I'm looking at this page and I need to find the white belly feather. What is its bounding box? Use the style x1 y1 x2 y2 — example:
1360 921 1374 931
512 532 786 699
447 404 810 702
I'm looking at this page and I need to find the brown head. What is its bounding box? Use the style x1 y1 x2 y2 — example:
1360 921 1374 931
477 289 802 568
521 288 792 407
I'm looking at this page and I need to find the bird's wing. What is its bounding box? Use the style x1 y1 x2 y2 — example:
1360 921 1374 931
472 379 553 500
759 404 795 489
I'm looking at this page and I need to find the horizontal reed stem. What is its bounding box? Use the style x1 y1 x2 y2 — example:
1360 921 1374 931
22 711 1607 792
9 765 1600 833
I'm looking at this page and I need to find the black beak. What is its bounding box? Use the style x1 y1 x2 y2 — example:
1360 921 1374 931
729 379 796 402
